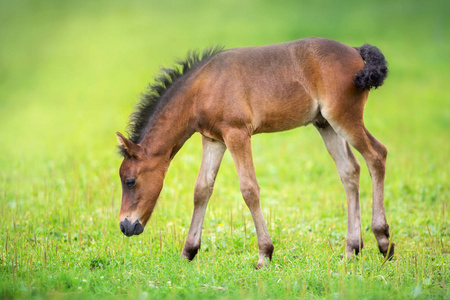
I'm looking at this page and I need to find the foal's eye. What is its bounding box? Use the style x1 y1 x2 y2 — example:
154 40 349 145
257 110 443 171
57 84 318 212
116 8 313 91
125 178 136 187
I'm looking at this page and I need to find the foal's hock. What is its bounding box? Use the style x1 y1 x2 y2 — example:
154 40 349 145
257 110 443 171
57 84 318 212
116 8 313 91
116 38 393 268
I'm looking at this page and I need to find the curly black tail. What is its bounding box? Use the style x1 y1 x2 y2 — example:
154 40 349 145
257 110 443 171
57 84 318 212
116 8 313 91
353 44 388 91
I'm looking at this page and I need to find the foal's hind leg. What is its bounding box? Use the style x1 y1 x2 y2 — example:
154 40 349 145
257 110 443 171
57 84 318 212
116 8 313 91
315 122 363 257
327 117 394 258
361 128 394 258
223 128 274 269
182 136 226 261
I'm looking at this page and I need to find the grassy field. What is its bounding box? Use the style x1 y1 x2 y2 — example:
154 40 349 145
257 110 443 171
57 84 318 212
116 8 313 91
0 0 449 299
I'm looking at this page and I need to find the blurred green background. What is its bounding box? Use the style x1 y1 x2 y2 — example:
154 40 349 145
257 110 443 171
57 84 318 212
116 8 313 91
0 0 448 170
0 0 449 298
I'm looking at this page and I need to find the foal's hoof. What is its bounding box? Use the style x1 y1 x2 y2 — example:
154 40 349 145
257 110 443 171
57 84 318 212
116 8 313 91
181 245 200 261
380 242 395 260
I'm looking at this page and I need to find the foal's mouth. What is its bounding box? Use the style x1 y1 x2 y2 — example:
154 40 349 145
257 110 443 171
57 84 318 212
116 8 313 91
119 218 144 236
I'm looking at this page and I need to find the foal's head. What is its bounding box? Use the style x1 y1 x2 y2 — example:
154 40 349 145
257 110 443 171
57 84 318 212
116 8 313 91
116 132 168 236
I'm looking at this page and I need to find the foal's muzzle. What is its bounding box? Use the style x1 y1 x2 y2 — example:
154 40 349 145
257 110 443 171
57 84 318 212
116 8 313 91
119 218 144 237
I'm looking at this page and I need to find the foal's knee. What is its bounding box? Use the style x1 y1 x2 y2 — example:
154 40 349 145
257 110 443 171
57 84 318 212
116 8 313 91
194 176 215 203
344 160 360 179
339 158 360 188
240 182 260 206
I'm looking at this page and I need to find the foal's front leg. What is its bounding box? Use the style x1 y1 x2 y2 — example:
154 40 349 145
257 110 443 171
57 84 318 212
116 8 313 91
223 128 274 269
181 136 226 261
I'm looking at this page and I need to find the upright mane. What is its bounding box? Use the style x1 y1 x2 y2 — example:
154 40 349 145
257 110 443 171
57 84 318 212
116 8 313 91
126 46 224 144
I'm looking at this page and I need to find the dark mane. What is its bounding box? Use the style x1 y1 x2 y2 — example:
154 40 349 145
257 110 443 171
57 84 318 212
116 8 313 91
126 46 224 144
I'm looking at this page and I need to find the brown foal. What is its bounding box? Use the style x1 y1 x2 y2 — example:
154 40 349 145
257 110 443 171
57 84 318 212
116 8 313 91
116 37 394 268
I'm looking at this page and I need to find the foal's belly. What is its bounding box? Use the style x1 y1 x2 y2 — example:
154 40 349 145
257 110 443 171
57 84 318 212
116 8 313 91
250 82 319 134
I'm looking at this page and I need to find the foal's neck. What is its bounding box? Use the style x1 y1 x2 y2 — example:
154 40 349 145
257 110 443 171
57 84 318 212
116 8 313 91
140 93 195 160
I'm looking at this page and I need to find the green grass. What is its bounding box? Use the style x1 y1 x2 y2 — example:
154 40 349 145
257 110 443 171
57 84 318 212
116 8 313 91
0 0 449 299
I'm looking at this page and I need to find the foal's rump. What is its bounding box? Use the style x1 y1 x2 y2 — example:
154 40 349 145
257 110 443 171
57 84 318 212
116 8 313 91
195 38 372 135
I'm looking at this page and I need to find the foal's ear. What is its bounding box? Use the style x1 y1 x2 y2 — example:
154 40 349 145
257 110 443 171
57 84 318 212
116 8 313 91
116 132 140 157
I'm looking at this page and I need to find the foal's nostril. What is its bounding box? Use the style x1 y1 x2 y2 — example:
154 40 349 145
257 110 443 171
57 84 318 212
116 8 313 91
120 218 133 237
134 222 144 235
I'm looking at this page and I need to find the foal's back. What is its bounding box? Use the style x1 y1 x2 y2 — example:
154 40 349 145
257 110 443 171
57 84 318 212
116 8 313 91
193 38 364 136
